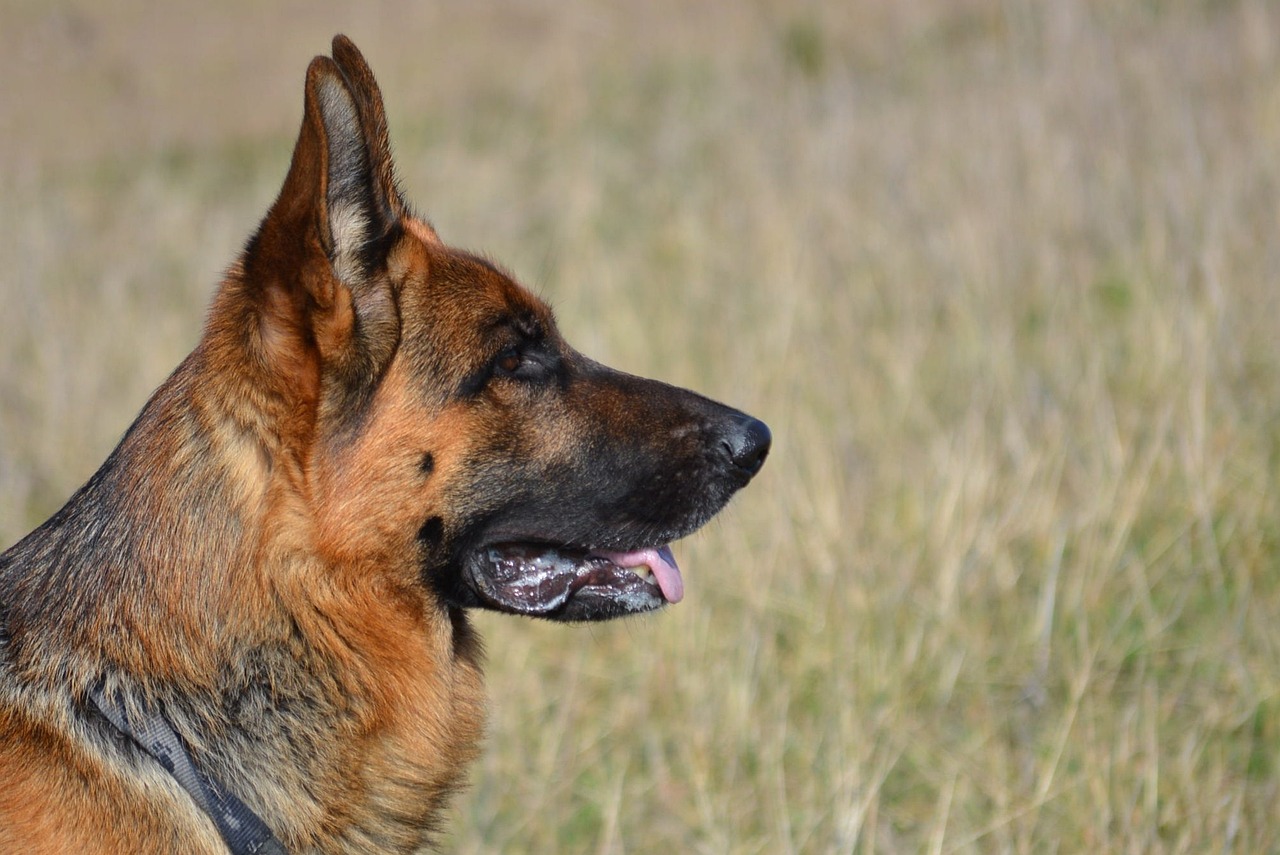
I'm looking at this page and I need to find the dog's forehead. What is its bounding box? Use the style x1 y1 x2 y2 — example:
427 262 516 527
431 248 550 324
396 243 557 378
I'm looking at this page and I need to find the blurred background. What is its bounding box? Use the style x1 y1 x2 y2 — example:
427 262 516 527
3 1 1280 851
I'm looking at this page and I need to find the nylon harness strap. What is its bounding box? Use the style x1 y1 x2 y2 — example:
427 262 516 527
89 683 288 855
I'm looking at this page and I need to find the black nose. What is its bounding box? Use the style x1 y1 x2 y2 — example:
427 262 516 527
722 414 771 478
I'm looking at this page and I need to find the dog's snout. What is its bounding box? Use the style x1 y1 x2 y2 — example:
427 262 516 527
721 414 771 478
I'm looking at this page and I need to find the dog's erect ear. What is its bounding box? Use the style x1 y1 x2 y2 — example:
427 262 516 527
330 35 405 221
245 42 403 425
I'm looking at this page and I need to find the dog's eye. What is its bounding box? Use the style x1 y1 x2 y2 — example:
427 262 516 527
491 344 555 386
495 349 523 375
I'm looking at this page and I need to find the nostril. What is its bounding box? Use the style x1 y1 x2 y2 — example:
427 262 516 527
725 415 771 477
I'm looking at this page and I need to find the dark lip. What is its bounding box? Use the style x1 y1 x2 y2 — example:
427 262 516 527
460 541 668 622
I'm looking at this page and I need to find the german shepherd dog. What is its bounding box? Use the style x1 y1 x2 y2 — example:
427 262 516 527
0 36 768 853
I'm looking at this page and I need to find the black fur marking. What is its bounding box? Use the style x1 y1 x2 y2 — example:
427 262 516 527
455 363 494 399
448 606 481 664
357 219 404 280
419 452 435 475
417 516 444 549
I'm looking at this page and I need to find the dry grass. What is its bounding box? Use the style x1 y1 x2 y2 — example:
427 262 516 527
4 1 1280 851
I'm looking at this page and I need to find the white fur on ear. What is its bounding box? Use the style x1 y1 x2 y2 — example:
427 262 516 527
316 75 371 285
326 201 369 285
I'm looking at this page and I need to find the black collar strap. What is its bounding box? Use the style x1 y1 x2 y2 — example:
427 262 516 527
90 683 287 855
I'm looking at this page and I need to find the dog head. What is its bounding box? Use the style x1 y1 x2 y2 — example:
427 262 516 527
220 36 769 622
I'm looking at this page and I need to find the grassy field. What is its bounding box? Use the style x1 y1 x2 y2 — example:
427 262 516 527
4 1 1280 851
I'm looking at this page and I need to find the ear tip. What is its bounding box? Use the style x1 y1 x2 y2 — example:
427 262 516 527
305 55 346 98
306 54 337 79
332 34 365 69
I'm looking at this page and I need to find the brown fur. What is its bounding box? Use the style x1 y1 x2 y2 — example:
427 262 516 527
0 37 767 853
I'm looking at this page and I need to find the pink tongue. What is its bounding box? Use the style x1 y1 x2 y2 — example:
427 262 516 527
594 545 683 603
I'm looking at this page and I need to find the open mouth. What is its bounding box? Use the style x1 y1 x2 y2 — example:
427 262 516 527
463 543 683 622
